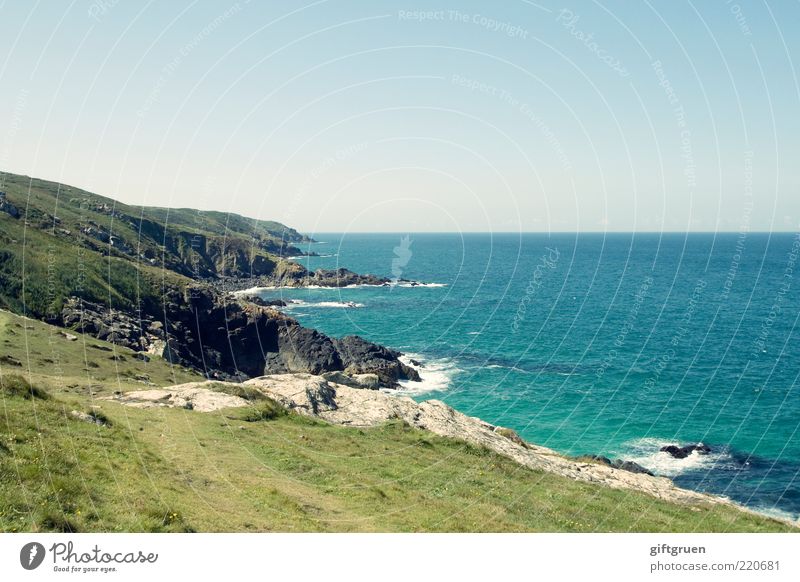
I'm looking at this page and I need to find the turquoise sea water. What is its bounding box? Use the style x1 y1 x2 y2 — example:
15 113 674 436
255 233 800 520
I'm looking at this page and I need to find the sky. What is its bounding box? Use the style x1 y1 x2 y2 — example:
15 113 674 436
0 0 798 234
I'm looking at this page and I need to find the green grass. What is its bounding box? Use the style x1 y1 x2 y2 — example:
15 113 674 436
0 368 793 532
0 309 203 394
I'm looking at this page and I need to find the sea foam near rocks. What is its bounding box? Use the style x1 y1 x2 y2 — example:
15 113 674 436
394 353 460 395
617 437 735 477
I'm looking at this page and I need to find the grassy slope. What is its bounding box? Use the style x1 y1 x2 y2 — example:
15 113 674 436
0 171 305 319
0 309 202 394
0 314 792 532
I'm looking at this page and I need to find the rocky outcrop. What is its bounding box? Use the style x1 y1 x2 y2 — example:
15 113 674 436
333 335 421 385
660 443 711 459
109 381 249 412
306 268 390 287
61 297 152 351
263 328 419 388
60 285 421 387
241 295 287 308
321 371 380 389
0 192 20 219
208 263 393 291
587 455 654 476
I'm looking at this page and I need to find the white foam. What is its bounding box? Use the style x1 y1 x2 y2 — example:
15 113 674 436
232 287 269 295
391 353 460 396
467 331 481 335
394 282 447 288
286 254 338 259
618 437 734 478
284 300 364 309
750 505 800 524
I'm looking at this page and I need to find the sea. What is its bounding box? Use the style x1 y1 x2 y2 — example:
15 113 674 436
251 232 800 521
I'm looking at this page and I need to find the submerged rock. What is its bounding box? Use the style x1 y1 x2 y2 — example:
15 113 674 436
660 443 712 459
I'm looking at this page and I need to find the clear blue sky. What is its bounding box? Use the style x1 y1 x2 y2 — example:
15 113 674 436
0 0 798 233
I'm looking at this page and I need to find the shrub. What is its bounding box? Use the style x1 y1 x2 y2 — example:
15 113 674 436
238 399 286 422
86 410 112 427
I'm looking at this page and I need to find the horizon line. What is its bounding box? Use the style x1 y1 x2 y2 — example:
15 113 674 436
306 230 800 235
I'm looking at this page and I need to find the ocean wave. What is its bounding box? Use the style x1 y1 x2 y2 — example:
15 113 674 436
284 300 364 309
232 286 270 295
617 437 736 478
393 282 447 288
392 353 461 396
749 505 800 524
337 281 447 289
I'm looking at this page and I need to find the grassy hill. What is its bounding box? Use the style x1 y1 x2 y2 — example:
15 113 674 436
0 310 792 533
0 171 308 320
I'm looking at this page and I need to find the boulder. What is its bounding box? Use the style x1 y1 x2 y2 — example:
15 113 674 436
334 335 421 386
660 443 711 459
321 371 381 390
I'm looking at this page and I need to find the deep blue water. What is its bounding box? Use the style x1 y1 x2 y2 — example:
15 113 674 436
255 232 800 521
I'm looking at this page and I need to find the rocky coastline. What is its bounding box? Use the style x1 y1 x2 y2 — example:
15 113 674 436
109 373 768 514
58 283 421 388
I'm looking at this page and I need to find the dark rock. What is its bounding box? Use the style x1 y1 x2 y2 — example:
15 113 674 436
0 192 20 219
611 460 654 476
242 295 286 308
588 455 613 466
585 455 654 476
268 326 342 376
58 282 421 388
333 335 421 386
660 443 711 459
321 371 380 390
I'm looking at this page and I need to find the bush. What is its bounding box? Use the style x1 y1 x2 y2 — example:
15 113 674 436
0 374 50 400
238 399 286 422
86 410 112 427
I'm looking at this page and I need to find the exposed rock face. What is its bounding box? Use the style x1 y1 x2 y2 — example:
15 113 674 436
210 263 392 291
0 192 20 219
61 297 152 351
241 295 287 308
267 326 342 376
588 455 654 476
333 336 421 384
108 382 249 412
60 285 421 387
660 443 711 459
118 374 727 507
321 371 381 390
306 268 389 287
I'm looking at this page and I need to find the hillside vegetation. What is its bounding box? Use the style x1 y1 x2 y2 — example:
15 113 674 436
0 171 308 319
0 312 792 533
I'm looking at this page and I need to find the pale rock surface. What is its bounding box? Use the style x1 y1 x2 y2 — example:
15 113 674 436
108 381 248 412
109 373 735 508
